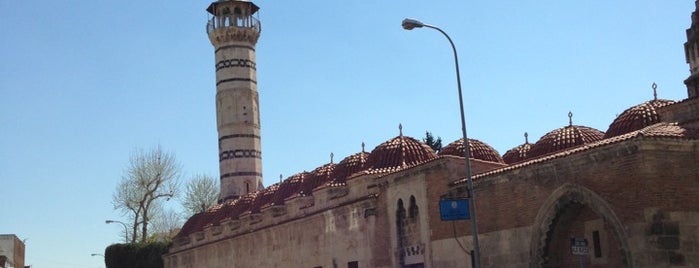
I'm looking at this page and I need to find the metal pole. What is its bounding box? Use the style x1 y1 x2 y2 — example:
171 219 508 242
106 220 129 243
422 24 481 268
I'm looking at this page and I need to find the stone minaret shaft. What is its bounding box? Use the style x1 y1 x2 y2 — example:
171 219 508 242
207 0 263 202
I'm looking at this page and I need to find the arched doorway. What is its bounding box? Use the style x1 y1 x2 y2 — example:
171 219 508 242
529 184 632 268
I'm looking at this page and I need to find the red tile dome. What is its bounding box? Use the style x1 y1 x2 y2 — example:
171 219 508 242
248 183 279 213
270 172 306 206
331 150 369 185
502 133 532 164
528 115 605 159
366 131 437 174
438 138 504 163
300 163 334 195
175 212 209 239
175 193 256 239
604 99 675 138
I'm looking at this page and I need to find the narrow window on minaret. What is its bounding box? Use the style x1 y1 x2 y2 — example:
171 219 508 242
246 182 250 194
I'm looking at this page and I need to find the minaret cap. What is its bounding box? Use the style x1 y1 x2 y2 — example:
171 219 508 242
207 0 260 15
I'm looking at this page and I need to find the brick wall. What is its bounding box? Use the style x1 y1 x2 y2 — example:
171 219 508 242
442 137 699 267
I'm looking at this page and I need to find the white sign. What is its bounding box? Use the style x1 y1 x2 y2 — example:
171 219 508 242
570 238 589 256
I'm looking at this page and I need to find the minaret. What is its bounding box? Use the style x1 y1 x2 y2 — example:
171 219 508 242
207 0 263 202
684 0 699 98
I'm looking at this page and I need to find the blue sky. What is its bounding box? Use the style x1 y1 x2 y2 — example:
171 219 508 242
0 1 693 267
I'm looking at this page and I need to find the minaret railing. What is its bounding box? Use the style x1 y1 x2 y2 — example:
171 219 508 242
207 16 261 34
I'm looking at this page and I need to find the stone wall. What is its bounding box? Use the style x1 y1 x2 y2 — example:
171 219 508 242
165 197 380 267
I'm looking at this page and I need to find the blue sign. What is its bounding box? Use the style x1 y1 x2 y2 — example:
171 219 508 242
439 199 470 221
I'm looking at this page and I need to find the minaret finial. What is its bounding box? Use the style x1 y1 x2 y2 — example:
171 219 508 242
279 174 282 184
361 142 365 153
652 82 658 100
524 132 529 144
330 152 334 164
568 111 573 126
399 123 403 137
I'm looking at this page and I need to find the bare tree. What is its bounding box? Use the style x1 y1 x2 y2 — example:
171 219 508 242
112 145 180 243
149 204 182 241
113 178 142 243
182 174 219 216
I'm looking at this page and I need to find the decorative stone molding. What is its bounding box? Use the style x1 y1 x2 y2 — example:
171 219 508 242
287 195 314 211
528 183 632 268
193 231 205 242
210 225 223 236
174 236 191 247
238 212 253 228
224 219 241 231
402 243 426 265
328 185 350 199
248 213 263 225
364 207 378 218
209 27 260 46
270 205 287 217
202 224 214 236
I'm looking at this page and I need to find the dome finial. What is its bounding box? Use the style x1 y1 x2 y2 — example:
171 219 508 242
398 123 407 167
652 82 658 100
568 111 573 126
330 152 334 164
524 132 529 144
360 142 367 164
279 174 282 184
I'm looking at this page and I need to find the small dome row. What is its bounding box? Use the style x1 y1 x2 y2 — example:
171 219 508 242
503 86 675 164
177 86 675 238
502 112 607 164
175 127 505 239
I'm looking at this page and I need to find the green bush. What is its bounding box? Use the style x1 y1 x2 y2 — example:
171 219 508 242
104 242 171 268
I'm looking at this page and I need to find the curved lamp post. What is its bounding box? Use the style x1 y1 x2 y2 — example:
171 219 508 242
105 220 129 243
402 18 481 268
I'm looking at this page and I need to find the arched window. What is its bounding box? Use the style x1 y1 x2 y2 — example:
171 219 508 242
397 199 406 221
396 199 407 265
409 195 419 219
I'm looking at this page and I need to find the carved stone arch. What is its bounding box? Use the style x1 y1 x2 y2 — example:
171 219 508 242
529 183 632 268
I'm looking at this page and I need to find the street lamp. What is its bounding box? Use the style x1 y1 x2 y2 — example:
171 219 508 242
402 18 481 268
105 220 129 243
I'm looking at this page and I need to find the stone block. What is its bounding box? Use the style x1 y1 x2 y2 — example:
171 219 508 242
664 222 680 236
658 236 680 250
668 251 686 266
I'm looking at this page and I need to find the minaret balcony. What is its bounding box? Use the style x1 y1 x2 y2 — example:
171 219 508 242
207 16 261 34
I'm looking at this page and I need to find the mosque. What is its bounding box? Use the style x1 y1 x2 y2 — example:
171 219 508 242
163 0 699 267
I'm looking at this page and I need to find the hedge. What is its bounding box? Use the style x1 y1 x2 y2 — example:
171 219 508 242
104 241 171 268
